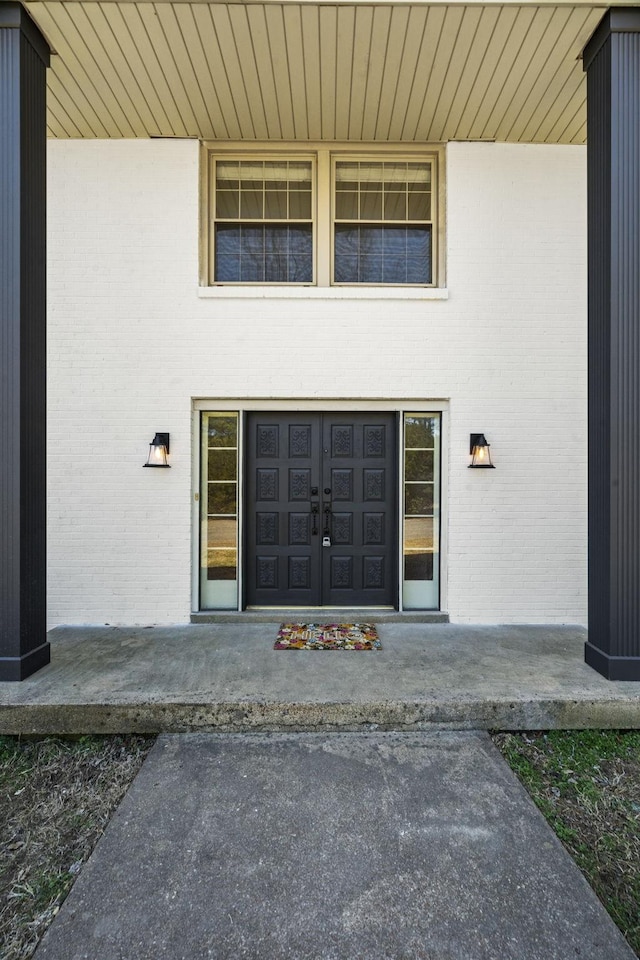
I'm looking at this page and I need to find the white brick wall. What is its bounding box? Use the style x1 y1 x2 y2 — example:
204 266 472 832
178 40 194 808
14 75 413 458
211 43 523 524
47 139 587 626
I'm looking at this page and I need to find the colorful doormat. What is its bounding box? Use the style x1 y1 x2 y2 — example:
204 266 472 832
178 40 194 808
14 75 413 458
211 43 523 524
274 623 381 650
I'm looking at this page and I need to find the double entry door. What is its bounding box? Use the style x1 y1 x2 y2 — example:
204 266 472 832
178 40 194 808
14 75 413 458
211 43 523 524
245 412 397 607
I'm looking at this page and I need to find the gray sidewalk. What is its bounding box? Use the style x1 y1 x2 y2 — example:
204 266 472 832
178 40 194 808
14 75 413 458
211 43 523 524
1 623 640 734
33 732 636 960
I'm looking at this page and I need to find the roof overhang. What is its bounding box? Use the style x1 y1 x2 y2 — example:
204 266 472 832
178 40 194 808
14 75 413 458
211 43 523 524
21 1 620 142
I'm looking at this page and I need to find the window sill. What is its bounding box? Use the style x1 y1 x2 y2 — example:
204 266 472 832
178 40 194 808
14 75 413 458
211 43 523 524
198 285 449 301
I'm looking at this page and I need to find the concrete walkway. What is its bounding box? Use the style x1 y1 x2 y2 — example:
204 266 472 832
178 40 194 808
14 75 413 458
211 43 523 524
2 623 640 733
33 732 636 960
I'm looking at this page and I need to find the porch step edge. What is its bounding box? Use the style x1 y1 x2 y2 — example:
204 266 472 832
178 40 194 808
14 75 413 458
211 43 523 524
3 697 639 736
190 611 450 624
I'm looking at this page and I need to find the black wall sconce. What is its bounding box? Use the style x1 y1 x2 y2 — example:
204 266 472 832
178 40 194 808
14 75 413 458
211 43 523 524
144 433 171 468
469 433 495 468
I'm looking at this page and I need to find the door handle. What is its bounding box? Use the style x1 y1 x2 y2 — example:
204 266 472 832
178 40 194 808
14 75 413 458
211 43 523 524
323 503 332 546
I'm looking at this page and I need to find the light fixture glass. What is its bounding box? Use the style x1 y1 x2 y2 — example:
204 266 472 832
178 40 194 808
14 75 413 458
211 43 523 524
144 433 170 468
469 433 495 468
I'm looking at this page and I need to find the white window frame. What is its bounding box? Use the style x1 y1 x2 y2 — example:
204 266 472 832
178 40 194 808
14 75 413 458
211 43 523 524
200 142 446 292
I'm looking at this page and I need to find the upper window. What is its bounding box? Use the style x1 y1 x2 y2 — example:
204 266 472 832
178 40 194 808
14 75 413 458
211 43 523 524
206 148 440 288
334 161 432 285
213 159 313 283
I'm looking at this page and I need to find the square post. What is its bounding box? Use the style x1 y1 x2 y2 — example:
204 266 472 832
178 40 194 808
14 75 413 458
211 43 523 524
584 9 640 679
0 4 50 680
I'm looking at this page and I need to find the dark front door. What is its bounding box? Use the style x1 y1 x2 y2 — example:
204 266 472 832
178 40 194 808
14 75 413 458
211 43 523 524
245 413 397 606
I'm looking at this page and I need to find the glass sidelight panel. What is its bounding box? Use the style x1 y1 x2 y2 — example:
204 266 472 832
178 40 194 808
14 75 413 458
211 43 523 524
403 413 440 608
200 413 239 609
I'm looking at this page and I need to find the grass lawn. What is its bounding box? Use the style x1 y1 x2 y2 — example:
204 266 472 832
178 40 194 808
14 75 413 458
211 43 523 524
0 735 153 960
0 731 639 958
493 730 640 958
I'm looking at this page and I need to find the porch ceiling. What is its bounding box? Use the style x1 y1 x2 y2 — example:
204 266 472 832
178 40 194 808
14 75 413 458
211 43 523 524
26 1 609 143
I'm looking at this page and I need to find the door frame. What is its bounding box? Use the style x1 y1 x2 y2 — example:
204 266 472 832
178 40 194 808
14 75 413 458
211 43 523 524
192 398 449 613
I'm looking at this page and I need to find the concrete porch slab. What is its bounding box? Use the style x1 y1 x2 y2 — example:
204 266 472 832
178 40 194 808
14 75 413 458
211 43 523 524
33 732 636 960
1 623 640 734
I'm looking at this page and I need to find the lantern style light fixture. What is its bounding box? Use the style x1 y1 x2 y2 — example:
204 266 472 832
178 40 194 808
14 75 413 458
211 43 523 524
144 433 171 468
469 433 495 468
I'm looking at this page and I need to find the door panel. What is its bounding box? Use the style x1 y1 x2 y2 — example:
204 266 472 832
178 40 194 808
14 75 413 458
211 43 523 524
321 414 396 605
245 413 397 607
246 415 322 605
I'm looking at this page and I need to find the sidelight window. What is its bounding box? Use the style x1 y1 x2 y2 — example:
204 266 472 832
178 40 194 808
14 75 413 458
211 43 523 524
200 412 239 609
403 413 440 609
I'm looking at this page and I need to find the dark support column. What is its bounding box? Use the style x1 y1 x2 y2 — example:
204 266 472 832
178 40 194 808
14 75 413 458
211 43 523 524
0 5 50 680
584 9 640 680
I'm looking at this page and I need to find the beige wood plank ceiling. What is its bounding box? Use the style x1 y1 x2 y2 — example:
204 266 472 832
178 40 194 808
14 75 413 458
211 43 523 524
25 2 606 142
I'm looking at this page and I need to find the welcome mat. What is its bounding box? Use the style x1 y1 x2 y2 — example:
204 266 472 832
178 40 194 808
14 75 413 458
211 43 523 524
274 623 381 651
